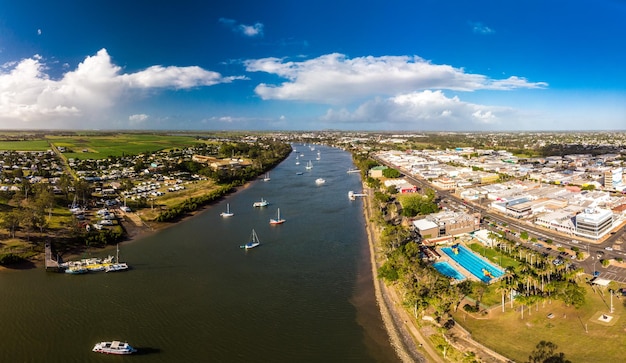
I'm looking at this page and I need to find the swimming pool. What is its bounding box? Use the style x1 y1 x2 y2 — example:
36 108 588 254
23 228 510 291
441 244 504 283
432 261 466 281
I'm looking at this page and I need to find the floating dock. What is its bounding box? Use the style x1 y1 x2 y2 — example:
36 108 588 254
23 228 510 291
348 191 367 200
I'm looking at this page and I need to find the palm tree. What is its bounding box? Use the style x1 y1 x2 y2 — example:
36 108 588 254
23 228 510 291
496 281 508 312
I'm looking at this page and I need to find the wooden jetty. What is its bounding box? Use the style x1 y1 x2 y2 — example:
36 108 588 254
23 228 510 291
44 242 61 271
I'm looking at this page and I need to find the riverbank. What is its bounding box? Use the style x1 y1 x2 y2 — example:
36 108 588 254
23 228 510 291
361 185 441 363
362 185 511 363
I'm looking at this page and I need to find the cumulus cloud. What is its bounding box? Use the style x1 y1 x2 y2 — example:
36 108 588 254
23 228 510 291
245 53 547 103
320 90 515 130
219 18 264 37
0 48 243 126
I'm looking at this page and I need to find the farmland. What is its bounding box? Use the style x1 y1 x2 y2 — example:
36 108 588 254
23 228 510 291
0 133 208 159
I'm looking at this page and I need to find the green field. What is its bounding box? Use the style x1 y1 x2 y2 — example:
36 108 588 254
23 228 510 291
47 134 203 159
0 140 52 151
0 134 206 158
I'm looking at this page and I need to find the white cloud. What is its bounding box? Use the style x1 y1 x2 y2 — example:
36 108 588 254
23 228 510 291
219 18 264 37
245 53 547 104
129 113 149 123
470 22 495 35
320 90 515 130
0 48 243 127
240 23 264 37
37 29 42 35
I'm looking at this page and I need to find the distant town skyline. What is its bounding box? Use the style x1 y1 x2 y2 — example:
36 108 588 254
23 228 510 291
0 0 624 131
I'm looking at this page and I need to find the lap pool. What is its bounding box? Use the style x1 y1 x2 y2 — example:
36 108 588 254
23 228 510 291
432 261 466 281
441 244 504 283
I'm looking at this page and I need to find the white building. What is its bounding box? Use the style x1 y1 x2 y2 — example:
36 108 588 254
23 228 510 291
574 208 614 239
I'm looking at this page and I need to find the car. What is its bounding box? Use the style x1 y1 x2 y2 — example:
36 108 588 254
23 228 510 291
594 271 601 277
605 246 613 251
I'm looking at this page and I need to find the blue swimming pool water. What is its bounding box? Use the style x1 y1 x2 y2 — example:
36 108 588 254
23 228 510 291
441 244 504 283
432 261 466 281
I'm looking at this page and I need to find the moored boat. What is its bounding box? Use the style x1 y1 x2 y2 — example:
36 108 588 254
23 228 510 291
241 229 261 249
253 198 269 207
105 244 129 272
315 178 326 185
220 203 234 217
269 208 285 225
92 341 137 355
65 265 89 274
105 263 129 272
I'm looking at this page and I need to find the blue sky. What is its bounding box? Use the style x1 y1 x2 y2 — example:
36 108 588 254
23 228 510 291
0 0 624 131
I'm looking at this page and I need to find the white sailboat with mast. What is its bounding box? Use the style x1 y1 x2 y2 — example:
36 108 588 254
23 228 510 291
220 203 234 217
269 208 285 225
241 229 261 249
105 244 128 272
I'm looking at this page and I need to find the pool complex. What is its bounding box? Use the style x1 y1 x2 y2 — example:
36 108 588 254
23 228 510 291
441 244 504 283
432 261 466 281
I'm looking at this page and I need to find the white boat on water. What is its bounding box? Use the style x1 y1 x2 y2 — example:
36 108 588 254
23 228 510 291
105 263 129 272
315 178 326 185
105 244 129 272
242 229 261 249
263 172 271 181
253 198 269 207
269 208 285 225
295 155 300 165
347 168 360 173
305 160 313 170
220 203 234 217
65 265 89 274
92 341 137 355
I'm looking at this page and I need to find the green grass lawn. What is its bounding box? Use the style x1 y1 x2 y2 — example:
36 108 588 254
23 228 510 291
453 283 626 362
468 241 520 270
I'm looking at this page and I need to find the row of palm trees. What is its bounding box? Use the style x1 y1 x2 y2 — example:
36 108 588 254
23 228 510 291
487 231 587 318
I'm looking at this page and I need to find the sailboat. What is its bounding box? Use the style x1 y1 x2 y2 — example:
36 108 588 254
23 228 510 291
241 229 261 249
105 244 129 272
263 172 271 181
269 208 285 225
220 203 234 217
305 160 313 170
316 151 321 160
295 155 300 165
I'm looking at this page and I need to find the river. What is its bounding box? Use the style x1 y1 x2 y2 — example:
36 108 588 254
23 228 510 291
0 144 401 362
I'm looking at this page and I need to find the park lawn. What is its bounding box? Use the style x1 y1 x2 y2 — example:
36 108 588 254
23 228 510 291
47 134 202 159
453 283 626 363
468 241 520 270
